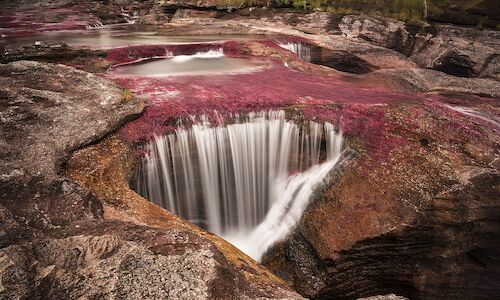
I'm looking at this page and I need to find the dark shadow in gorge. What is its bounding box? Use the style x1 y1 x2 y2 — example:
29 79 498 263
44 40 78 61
309 46 377 75
262 167 500 300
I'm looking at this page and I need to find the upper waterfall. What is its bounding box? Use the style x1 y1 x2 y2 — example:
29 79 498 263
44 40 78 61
277 42 312 62
133 111 343 260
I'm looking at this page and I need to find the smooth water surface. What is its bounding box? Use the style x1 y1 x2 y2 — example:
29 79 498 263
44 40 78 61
109 49 267 77
2 25 268 49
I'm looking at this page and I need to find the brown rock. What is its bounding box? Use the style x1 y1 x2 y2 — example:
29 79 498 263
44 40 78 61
263 100 500 299
0 61 302 299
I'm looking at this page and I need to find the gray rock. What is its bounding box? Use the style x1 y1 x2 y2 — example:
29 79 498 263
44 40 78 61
0 60 143 179
411 25 500 80
0 61 143 231
367 67 500 98
358 294 410 300
0 235 218 299
339 15 412 53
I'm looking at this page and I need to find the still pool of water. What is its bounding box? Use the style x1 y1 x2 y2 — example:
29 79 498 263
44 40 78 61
1 24 268 49
109 50 268 77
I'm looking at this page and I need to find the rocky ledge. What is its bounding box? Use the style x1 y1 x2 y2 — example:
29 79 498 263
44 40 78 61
0 61 302 299
262 97 500 299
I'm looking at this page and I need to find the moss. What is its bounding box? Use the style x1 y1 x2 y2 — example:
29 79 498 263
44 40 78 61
123 89 134 102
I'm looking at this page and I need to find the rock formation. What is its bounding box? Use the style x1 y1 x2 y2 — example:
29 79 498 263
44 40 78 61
262 96 500 299
1 1 499 300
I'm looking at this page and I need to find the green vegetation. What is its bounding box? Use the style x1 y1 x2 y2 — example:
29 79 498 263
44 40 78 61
220 0 496 26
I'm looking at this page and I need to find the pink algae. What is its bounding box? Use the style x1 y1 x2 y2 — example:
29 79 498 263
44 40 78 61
106 59 422 143
100 42 497 161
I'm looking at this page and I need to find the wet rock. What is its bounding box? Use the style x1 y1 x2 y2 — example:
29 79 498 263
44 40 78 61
309 36 417 71
0 61 143 234
0 60 142 180
64 135 305 299
0 231 301 299
0 44 110 72
411 25 500 80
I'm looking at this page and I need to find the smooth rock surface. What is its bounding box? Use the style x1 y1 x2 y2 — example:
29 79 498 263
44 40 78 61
365 68 500 98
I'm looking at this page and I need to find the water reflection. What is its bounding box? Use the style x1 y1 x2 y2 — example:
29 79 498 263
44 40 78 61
1 24 268 49
109 50 266 77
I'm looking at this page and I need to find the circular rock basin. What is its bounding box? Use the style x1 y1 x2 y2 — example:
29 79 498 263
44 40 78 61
109 51 268 77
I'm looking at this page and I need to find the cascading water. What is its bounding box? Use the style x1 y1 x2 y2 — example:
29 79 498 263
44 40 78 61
167 48 224 62
133 111 343 260
110 48 266 76
277 42 312 62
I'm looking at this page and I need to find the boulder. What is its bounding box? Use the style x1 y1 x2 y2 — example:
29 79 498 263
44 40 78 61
314 36 417 71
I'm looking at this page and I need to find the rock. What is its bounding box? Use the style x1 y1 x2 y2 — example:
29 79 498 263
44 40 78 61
358 294 409 300
339 15 412 53
171 8 220 21
0 61 143 235
364 68 500 98
0 44 110 73
64 135 304 299
426 0 499 28
157 0 228 9
0 61 302 299
263 97 500 299
309 36 417 71
0 61 142 179
0 229 302 299
411 25 500 80
292 12 340 35
310 47 377 74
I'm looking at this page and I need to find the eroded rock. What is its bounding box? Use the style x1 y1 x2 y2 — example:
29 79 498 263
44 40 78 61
263 98 500 299
358 295 409 300
339 15 412 53
0 61 302 299
364 68 500 98
411 25 500 80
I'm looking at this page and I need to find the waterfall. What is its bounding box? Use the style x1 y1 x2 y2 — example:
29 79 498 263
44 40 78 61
277 42 312 62
169 48 224 63
134 111 343 260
